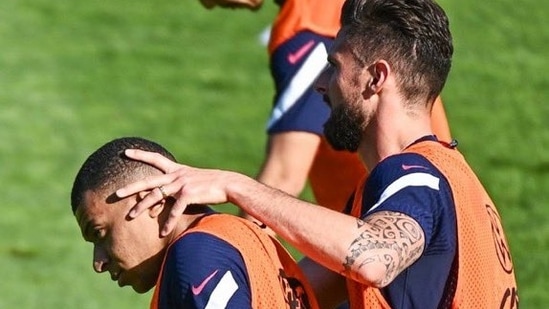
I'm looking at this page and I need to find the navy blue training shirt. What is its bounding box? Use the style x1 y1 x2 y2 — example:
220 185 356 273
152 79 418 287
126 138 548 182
357 147 457 308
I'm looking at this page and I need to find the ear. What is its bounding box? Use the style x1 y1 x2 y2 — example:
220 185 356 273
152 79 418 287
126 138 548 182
368 60 390 94
136 191 165 218
148 202 165 219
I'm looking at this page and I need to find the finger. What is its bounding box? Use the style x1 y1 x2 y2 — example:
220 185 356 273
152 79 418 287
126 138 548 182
128 188 167 218
116 174 172 199
124 149 178 173
161 198 190 236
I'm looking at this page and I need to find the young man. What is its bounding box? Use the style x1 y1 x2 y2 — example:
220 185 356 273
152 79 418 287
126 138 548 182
71 137 318 309
117 0 518 307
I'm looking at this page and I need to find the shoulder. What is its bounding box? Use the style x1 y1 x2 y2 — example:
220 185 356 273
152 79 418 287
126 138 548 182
372 152 441 179
166 232 248 273
361 152 456 247
364 152 445 204
159 232 252 308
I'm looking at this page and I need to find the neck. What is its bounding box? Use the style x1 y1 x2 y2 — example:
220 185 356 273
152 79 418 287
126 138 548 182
358 100 433 171
164 204 212 244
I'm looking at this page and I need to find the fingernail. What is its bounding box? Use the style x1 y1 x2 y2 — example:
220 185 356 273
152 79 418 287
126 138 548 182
129 210 136 218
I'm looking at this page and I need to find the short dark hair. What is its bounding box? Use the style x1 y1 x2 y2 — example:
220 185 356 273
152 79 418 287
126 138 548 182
340 0 453 105
71 137 176 214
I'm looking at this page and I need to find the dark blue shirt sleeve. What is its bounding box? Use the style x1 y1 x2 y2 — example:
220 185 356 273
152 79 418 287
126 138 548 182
360 152 455 251
157 232 252 309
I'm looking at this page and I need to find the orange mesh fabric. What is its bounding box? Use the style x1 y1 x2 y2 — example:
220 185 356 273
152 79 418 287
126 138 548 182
431 97 452 143
345 141 518 308
268 0 345 53
309 137 366 212
150 214 319 309
407 141 518 308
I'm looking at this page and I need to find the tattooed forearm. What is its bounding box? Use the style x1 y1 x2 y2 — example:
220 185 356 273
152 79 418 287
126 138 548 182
342 211 425 286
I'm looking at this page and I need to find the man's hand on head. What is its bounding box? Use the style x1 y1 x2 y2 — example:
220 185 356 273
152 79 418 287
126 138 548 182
116 149 237 236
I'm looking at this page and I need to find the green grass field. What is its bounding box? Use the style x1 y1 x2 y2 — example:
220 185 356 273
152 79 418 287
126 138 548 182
0 0 546 307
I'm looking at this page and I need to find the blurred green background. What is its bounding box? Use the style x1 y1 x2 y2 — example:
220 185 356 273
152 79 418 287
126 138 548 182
0 0 546 307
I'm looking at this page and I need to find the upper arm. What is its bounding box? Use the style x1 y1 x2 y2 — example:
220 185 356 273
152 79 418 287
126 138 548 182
344 211 425 288
344 153 453 287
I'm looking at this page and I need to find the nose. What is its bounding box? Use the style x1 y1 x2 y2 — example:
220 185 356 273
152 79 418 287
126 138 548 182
93 244 109 273
314 65 330 95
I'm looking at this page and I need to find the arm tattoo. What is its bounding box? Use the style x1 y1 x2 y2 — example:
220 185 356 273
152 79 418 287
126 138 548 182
343 211 425 286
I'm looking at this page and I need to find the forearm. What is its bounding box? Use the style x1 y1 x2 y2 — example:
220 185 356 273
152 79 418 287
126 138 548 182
227 175 425 287
227 175 363 278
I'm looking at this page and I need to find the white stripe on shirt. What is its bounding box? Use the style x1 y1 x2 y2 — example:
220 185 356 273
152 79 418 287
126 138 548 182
204 271 239 309
367 172 440 214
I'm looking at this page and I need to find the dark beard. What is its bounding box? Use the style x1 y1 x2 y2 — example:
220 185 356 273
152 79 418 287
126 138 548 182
323 105 362 152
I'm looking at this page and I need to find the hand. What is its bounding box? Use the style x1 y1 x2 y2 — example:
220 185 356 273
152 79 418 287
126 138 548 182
116 149 234 236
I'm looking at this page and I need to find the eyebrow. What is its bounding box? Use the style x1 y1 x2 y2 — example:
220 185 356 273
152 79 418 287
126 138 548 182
327 54 337 66
81 219 93 242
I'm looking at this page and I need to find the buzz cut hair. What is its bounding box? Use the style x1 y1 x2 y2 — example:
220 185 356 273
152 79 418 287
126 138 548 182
71 137 176 214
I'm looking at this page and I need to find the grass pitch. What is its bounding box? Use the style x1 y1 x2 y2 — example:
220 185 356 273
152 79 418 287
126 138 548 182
0 0 546 307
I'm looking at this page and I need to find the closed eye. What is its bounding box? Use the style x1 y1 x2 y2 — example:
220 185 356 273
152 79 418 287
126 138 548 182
83 222 105 243
91 228 105 243
326 57 336 68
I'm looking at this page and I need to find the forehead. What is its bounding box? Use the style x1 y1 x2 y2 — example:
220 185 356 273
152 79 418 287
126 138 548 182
75 190 121 230
330 31 362 67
